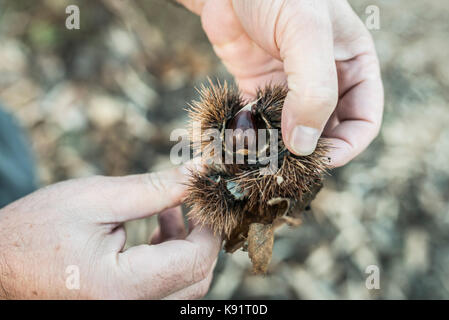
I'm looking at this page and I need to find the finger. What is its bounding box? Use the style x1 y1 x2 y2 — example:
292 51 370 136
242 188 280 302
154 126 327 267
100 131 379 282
163 260 216 300
151 207 186 244
96 166 188 223
188 218 195 232
323 72 384 167
117 224 222 299
319 1 383 167
149 227 162 245
277 1 338 156
65 159 201 223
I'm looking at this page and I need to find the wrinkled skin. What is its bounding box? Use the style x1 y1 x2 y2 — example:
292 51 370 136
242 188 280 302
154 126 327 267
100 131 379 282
0 163 221 299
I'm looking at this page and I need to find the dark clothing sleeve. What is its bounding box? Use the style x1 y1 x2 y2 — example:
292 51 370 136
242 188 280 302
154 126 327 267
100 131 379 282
0 106 37 209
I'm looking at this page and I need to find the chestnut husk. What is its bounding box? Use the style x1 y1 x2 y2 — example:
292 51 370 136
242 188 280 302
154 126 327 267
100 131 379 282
186 81 330 274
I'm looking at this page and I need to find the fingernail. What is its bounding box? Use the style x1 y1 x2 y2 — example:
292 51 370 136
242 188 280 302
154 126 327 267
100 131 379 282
289 125 320 156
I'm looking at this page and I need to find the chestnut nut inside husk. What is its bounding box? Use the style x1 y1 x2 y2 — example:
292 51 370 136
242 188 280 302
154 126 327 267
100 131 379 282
186 82 330 274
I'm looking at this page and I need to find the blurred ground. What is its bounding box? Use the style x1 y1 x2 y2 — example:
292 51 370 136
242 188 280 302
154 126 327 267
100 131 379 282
0 0 448 299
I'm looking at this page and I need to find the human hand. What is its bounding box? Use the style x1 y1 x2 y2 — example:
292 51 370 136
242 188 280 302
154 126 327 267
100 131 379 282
178 0 384 167
0 164 221 299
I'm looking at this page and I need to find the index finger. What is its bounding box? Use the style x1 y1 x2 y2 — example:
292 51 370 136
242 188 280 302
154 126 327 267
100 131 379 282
57 159 202 224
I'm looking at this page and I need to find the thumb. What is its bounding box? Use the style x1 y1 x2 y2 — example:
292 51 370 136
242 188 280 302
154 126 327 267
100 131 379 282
101 160 201 223
279 3 338 156
231 0 338 156
58 159 201 224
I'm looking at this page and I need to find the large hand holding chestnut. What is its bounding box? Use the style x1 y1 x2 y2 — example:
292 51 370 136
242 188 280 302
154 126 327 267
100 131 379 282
178 0 384 167
0 164 221 299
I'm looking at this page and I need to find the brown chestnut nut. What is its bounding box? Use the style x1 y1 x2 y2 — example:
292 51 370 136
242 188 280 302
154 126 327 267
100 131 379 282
226 105 257 153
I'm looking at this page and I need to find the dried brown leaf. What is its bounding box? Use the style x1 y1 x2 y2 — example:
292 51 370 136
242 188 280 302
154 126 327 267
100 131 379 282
247 223 274 274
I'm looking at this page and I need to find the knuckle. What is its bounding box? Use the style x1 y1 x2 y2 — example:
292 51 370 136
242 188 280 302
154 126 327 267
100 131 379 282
144 172 168 194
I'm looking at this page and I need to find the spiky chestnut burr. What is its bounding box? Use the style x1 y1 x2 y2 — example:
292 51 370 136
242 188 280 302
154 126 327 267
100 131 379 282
186 81 330 274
